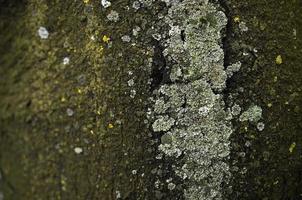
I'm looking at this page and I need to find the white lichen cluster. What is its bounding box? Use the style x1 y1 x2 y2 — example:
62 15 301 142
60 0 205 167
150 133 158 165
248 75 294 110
74 147 83 154
38 26 49 39
63 57 70 65
101 0 111 8
151 1 236 199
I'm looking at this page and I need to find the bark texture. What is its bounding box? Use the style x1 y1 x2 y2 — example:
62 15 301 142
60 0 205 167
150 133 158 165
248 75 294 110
0 0 164 199
1 0 302 200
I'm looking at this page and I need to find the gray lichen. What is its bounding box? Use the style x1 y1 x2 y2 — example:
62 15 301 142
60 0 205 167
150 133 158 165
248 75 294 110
226 62 241 78
106 10 119 22
151 0 233 199
66 108 74 116
231 103 242 116
63 57 70 65
239 105 263 123
257 122 265 131
121 35 131 42
152 115 175 132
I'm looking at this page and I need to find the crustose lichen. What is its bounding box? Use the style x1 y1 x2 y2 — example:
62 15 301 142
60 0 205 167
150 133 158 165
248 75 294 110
151 0 234 199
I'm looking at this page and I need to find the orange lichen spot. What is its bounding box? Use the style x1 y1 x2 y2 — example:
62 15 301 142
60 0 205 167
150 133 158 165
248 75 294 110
275 55 283 65
108 123 114 129
233 16 240 23
102 35 110 43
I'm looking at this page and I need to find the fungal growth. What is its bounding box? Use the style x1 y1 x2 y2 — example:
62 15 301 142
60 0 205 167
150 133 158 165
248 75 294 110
151 0 237 199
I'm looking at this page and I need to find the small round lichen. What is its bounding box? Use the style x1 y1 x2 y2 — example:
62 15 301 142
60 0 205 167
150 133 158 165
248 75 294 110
38 26 49 39
101 0 111 8
66 108 74 116
257 122 265 131
108 123 114 129
275 55 283 65
74 147 83 154
63 57 70 65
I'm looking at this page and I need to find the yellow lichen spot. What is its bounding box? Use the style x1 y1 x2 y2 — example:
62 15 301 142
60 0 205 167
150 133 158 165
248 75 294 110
275 55 283 65
83 0 89 3
108 123 114 129
289 142 296 153
77 88 82 94
90 130 94 135
100 46 104 52
267 103 273 108
102 35 110 43
233 16 240 23
84 39 104 61
61 97 66 102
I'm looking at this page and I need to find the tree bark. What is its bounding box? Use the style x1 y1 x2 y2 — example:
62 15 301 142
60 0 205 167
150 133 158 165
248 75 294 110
0 0 163 199
1 0 302 200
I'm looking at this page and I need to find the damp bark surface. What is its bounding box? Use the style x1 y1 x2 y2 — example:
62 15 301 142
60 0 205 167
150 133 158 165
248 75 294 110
222 0 302 199
0 0 302 200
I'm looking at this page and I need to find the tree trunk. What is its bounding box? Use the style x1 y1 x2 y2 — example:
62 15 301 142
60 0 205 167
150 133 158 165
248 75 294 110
0 0 162 199
1 0 301 200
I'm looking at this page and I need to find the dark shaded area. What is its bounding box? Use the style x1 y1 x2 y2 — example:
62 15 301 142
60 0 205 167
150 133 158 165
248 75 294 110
221 0 302 199
150 39 168 91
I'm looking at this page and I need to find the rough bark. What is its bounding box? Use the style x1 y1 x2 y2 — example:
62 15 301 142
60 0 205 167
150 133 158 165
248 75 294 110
1 0 302 200
222 0 302 199
0 0 164 199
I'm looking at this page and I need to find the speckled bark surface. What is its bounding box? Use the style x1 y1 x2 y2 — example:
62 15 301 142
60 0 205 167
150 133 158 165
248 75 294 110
0 0 165 199
222 0 302 199
1 0 302 200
